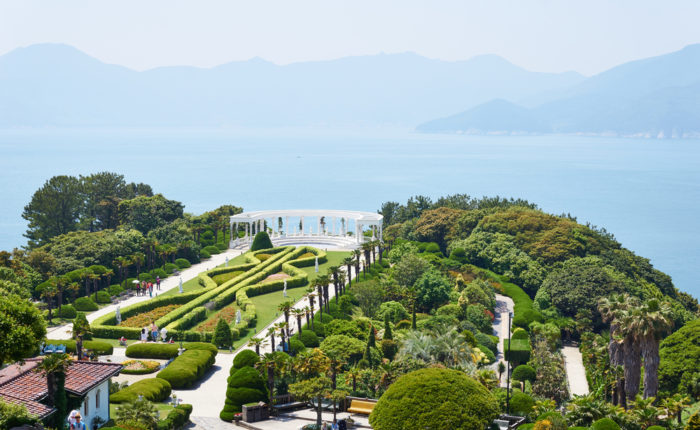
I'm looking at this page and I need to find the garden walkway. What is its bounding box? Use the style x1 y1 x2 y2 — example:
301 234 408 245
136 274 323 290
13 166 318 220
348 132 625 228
46 249 244 340
492 293 514 387
562 345 589 396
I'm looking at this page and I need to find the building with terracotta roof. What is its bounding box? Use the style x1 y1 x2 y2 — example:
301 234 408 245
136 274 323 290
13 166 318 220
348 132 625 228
0 358 122 427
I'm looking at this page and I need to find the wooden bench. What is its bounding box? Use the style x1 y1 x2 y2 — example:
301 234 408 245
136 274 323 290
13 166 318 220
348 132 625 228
347 399 376 415
272 394 305 412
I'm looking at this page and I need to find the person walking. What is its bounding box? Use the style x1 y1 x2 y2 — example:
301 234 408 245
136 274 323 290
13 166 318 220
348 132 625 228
135 282 140 296
140 328 148 343
70 412 87 430
151 322 159 342
148 282 153 298
156 276 161 291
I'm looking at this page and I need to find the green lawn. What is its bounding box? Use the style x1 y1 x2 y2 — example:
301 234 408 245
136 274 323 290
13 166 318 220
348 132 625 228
230 250 351 350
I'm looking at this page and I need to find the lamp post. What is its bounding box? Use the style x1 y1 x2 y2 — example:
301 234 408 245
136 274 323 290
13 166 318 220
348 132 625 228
506 310 513 414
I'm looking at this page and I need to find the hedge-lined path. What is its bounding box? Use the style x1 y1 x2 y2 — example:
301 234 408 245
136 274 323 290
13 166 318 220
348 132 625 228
562 345 589 396
183 246 368 421
492 293 514 388
46 249 244 340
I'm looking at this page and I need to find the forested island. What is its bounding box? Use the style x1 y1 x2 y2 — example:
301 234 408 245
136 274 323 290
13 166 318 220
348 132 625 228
1 172 698 430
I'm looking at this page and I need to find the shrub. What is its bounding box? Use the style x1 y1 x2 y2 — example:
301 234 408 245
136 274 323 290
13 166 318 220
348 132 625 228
110 378 172 403
289 338 305 354
512 365 536 382
296 329 320 348
324 319 365 340
91 290 112 304
502 282 543 329
57 304 77 319
233 349 260 370
450 247 467 263
646 427 664 430
108 284 124 296
424 242 442 255
659 319 700 398
475 332 497 355
509 392 535 416
72 312 92 340
200 250 211 259
216 243 228 251
150 268 168 279
377 301 409 323
395 320 412 330
156 349 216 389
212 318 232 349
479 345 496 364
163 263 179 274
158 404 192 430
126 343 180 359
381 339 398 360
250 232 273 251
203 245 221 255
369 368 499 430
220 366 268 420
320 335 366 364
175 258 191 269
313 312 334 324
590 418 620 430
436 303 463 319
139 273 154 283
185 342 219 354
45 339 113 355
73 297 99 312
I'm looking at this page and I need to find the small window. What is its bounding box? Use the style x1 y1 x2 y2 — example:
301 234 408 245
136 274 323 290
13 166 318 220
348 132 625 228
96 389 100 409
84 395 89 416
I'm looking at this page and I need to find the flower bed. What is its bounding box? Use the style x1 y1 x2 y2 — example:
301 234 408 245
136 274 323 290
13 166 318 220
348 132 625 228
212 270 245 286
120 359 162 375
195 304 239 332
119 304 181 328
263 272 290 282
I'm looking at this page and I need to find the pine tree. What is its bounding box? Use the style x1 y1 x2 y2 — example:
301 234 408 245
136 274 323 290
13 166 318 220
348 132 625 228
368 324 376 347
212 318 232 349
383 315 393 340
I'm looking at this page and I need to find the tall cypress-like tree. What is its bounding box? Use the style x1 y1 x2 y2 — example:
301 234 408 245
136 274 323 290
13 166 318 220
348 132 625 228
212 318 232 348
384 315 393 340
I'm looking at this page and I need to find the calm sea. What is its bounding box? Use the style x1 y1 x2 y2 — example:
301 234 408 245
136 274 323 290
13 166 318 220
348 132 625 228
1 128 698 298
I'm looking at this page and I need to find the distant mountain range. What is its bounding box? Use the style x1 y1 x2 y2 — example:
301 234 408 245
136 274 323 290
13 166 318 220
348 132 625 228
1 43 699 137
417 44 700 138
0 44 582 127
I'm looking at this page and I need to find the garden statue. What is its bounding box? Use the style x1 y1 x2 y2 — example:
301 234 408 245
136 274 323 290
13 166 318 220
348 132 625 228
225 256 229 267
235 309 242 325
315 256 319 272
283 279 288 297
115 305 121 324
179 277 183 293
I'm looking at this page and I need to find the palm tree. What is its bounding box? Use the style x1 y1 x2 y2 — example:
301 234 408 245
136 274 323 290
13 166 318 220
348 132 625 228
337 272 346 296
306 291 316 330
361 243 372 271
369 240 378 266
621 299 673 399
318 274 331 312
342 256 354 286
329 266 340 304
267 326 277 352
353 249 362 280
292 308 305 335
278 301 294 340
598 294 628 406
608 294 643 404
41 283 59 324
36 353 72 429
248 337 267 356
131 252 145 277
345 365 361 393
276 322 289 351
315 278 324 318
256 353 280 416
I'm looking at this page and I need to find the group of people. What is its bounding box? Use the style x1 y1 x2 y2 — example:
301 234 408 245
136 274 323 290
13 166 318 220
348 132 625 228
135 277 161 297
140 322 168 343
321 420 345 430
67 410 87 430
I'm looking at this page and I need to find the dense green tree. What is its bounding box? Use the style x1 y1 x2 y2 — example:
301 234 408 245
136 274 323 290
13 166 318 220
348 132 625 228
250 231 273 251
412 207 465 251
392 252 430 289
118 194 184 235
0 398 39 429
413 268 451 312
0 293 46 367
22 175 84 247
352 281 383 318
659 319 700 400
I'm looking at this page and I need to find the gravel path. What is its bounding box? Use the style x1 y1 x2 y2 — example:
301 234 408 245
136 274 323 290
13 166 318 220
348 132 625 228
46 249 244 340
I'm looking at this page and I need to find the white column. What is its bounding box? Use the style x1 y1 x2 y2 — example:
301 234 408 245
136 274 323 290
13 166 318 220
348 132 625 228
285 216 289 236
379 224 383 242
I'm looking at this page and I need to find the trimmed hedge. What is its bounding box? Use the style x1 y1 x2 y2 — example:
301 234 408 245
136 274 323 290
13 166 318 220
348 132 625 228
108 284 124 296
126 343 180 359
157 349 216 389
110 378 172 404
45 339 113 355
157 404 193 430
91 291 112 304
73 297 99 312
512 328 529 340
233 350 260 370
203 245 221 255
57 304 77 319
220 366 268 420
500 280 542 330
163 263 179 274
295 329 320 348
200 250 211 259
503 338 531 365
509 392 534 416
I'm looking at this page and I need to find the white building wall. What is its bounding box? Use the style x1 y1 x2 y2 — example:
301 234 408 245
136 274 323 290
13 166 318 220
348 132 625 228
78 379 110 428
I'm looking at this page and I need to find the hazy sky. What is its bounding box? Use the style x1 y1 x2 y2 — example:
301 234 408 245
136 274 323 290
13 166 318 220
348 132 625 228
2 0 700 76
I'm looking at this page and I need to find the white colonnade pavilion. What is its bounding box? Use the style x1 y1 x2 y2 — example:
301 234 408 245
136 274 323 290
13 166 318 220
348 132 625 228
229 209 383 249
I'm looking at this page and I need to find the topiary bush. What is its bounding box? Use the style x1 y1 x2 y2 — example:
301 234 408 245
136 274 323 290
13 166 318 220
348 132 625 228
57 304 77 319
475 332 497 355
590 418 620 430
157 349 216 389
381 339 398 361
212 318 232 349
203 245 221 255
108 284 124 296
158 404 192 430
503 338 531 365
45 339 112 355
110 377 172 403
395 320 412 330
512 328 529 340
91 290 112 304
478 345 496 364
126 343 180 359
73 297 99 312
509 392 535 416
377 301 409 323
289 338 305 354
150 268 168 279
296 329 320 348
200 249 211 259
233 349 260 370
163 263 179 274
369 368 499 430
313 312 334 324
175 258 191 269
220 366 268 421
250 232 273 251
512 365 536 383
